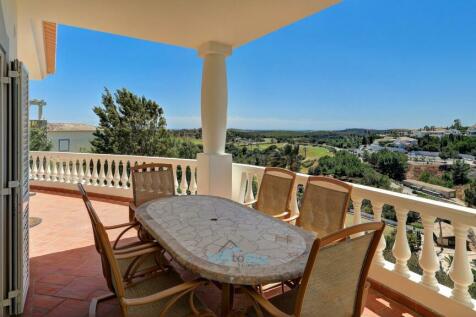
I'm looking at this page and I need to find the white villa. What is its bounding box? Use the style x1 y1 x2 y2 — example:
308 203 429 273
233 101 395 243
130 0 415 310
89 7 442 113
47 123 96 153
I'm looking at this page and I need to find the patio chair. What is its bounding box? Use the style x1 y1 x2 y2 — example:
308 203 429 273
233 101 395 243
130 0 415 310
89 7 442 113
245 167 296 219
94 215 215 317
243 222 385 317
128 163 175 240
77 184 169 317
287 176 352 236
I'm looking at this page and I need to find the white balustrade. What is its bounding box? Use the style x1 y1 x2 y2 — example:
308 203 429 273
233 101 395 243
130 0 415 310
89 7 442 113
30 151 198 199
29 153 476 315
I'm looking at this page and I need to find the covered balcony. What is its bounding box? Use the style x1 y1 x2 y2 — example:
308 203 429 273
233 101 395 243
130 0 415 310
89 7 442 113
27 151 476 316
2 1 473 316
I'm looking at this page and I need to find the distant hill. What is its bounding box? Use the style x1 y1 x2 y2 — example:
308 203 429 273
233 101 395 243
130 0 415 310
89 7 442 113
226 128 391 138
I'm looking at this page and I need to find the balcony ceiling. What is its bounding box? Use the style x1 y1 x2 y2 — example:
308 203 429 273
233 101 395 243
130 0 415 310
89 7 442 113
16 0 340 79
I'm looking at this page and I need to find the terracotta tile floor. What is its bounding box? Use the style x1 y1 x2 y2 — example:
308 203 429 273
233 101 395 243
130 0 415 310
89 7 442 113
24 191 422 317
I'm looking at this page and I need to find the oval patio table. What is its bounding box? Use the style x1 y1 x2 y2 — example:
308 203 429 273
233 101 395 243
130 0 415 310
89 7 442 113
135 195 316 316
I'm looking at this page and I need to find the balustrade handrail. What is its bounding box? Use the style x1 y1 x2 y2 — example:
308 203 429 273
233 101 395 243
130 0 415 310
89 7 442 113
30 151 198 165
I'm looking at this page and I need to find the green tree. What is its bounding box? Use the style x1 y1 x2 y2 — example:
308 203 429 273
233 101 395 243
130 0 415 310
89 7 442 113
368 150 408 181
451 160 470 185
30 126 52 151
465 181 476 207
175 139 202 159
309 151 390 189
91 88 175 156
450 119 463 131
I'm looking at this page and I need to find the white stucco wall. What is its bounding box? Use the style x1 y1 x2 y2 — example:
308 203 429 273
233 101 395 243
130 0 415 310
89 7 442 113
0 0 17 59
48 131 95 152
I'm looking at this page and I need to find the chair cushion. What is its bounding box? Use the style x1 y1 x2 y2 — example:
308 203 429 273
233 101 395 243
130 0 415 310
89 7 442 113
125 270 206 317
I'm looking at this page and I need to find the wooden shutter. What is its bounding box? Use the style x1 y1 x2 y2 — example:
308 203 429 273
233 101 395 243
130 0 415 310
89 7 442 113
7 60 29 315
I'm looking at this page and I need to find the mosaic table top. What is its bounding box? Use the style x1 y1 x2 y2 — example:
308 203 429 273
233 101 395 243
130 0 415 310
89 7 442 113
136 195 316 285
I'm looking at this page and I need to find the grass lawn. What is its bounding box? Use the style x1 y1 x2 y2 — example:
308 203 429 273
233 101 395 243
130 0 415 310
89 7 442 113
299 145 333 160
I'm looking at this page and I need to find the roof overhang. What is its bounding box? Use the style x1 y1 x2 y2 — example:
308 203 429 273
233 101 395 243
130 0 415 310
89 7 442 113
16 0 340 79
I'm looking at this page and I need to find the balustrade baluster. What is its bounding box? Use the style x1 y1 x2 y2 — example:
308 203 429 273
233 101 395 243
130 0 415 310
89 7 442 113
121 161 129 189
71 160 78 184
32 156 39 180
245 172 255 204
352 197 363 227
114 160 122 188
180 165 188 195
38 156 45 181
173 165 179 194
85 159 92 185
419 214 439 290
64 160 71 183
58 160 65 182
51 158 58 182
106 160 114 187
449 222 474 307
99 159 106 187
393 207 411 277
290 183 299 216
45 156 51 181
92 159 99 186
189 167 197 195
78 159 85 184
372 201 386 266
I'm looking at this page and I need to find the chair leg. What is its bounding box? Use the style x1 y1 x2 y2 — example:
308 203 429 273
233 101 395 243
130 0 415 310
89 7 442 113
89 292 116 317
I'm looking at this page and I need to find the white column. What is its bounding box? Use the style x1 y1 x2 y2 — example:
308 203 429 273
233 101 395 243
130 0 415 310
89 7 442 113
196 41 233 198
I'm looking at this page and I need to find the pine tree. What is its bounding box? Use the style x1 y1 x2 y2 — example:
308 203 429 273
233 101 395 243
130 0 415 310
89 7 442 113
91 88 175 157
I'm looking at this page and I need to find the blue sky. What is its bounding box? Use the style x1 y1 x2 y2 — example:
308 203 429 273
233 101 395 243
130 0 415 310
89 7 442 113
30 0 476 130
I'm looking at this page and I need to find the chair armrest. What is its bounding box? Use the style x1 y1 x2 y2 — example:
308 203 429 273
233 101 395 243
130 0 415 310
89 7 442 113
129 202 137 211
113 242 158 255
242 200 257 206
281 214 299 223
104 221 139 230
272 211 289 219
122 279 206 306
115 246 162 260
242 286 293 317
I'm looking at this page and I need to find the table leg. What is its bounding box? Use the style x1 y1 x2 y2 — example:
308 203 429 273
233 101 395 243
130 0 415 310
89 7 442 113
221 283 234 317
